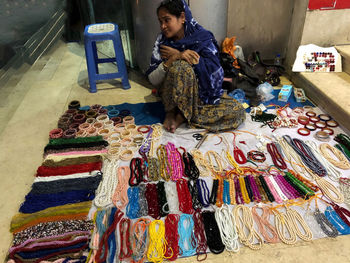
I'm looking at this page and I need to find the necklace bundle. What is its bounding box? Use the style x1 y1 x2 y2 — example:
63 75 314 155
119 218 133 261
164 181 180 213
193 211 207 261
339 177 350 204
112 166 130 210
188 179 203 210
223 180 231 205
285 206 313 241
129 158 145 186
126 186 140 219
147 220 169 263
165 214 180 261
157 181 169 217
313 207 338 237
283 135 327 177
157 145 172 181
334 133 350 152
233 205 264 250
178 214 196 257
165 142 184 181
94 159 119 208
176 179 194 214
267 143 287 170
272 209 297 245
138 184 148 217
305 141 341 182
239 176 251 204
209 179 219 205
148 157 160 181
251 206 279 243
215 204 240 252
145 183 160 219
191 149 211 177
202 211 225 254
132 218 151 263
231 133 247 164
319 143 350 170
181 148 200 180
324 206 350 235
205 150 224 176
278 136 308 177
95 209 124 263
196 179 210 207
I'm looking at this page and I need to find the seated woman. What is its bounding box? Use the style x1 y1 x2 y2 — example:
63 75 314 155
147 0 245 133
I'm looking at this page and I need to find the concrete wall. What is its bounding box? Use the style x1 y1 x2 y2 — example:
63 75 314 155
284 0 309 73
227 0 294 60
301 9 350 46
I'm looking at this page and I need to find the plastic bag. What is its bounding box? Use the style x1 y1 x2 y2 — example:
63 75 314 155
256 82 274 102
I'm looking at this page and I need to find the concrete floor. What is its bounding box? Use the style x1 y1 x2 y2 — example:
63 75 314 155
0 41 350 263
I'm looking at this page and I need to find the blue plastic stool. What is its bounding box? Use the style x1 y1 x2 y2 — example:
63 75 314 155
84 23 130 93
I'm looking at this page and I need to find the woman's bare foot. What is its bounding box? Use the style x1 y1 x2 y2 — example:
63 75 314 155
163 110 176 132
169 112 185 133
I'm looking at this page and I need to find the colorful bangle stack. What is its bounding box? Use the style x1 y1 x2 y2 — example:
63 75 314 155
68 100 80 109
247 150 266 163
123 116 135 125
62 128 77 139
72 114 86 124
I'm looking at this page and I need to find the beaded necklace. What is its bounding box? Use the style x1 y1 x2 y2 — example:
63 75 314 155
176 179 194 214
272 208 297 245
148 157 160 181
129 158 144 186
196 179 211 207
215 204 240 252
188 179 203 210
251 206 279 243
324 206 350 235
165 214 180 261
193 211 207 261
111 166 129 210
205 150 224 177
119 218 133 261
319 143 350 170
233 205 264 250
267 142 287 170
231 132 247 164
147 220 170 262
165 142 184 181
178 214 196 257
145 183 161 219
223 179 231 205
132 218 151 263
164 181 180 213
125 186 140 219
202 211 225 254
181 147 200 180
157 145 172 181
191 149 211 177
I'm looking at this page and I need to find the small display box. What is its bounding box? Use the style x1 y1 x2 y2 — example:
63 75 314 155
278 85 293 102
294 87 307 103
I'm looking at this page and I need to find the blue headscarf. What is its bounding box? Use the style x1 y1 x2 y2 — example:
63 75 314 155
146 0 224 105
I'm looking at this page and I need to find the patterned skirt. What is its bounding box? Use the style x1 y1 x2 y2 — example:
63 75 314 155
159 60 246 132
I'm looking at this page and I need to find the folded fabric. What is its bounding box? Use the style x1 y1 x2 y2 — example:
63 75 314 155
29 174 102 195
36 162 102 177
10 239 89 262
12 219 93 247
41 155 102 167
10 232 90 255
43 147 107 158
11 202 92 233
48 136 104 146
19 190 95 214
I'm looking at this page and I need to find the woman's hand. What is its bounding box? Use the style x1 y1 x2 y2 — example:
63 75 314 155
160 45 181 60
180 50 200 65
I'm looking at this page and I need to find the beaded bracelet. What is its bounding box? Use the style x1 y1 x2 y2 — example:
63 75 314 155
247 150 266 163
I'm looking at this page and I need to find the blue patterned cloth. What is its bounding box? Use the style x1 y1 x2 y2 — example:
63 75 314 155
146 0 224 105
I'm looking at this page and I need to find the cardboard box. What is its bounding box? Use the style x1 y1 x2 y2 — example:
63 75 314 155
278 85 293 102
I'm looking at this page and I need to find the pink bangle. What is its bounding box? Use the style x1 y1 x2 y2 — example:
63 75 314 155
49 128 63 139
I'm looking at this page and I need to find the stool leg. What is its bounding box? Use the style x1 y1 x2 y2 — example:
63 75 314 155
85 40 98 93
92 41 99 74
112 38 130 90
